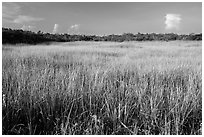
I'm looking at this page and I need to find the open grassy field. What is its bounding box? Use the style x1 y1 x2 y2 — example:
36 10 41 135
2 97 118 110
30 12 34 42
2 41 202 135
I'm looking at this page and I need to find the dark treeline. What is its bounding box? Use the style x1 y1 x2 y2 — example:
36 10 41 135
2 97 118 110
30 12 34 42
2 27 202 45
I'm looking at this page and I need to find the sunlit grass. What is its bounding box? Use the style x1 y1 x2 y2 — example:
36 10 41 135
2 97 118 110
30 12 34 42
2 41 202 135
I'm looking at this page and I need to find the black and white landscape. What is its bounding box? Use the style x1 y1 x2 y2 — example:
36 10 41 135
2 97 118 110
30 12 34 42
2 2 202 135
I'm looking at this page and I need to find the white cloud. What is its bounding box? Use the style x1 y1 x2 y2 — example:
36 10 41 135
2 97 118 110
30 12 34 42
165 14 181 30
53 24 59 34
13 15 44 24
21 25 35 31
68 24 80 34
70 24 80 29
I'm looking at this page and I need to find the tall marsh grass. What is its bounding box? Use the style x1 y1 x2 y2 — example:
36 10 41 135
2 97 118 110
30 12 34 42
2 41 202 135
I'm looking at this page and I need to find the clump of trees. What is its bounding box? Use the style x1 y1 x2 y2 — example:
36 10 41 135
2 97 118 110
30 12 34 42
2 27 202 45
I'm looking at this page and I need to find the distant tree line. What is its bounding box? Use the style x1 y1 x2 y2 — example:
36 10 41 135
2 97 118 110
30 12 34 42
2 27 202 45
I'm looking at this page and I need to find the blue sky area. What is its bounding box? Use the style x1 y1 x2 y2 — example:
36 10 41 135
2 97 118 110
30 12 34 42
2 2 202 35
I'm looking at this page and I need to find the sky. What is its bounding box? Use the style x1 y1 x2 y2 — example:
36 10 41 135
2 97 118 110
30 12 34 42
2 2 202 35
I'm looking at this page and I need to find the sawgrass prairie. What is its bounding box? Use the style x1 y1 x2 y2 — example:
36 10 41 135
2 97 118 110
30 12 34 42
2 41 202 135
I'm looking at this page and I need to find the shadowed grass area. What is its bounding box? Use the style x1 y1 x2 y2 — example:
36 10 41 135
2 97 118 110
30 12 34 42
2 41 202 135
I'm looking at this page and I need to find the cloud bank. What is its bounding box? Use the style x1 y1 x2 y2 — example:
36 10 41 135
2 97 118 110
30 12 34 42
165 14 181 30
14 15 44 24
2 3 20 23
3 2 44 24
53 24 59 34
